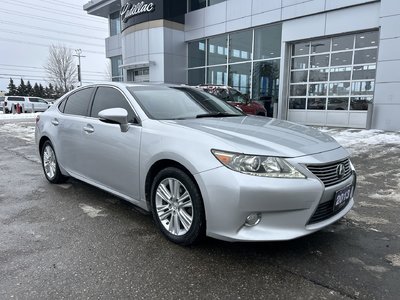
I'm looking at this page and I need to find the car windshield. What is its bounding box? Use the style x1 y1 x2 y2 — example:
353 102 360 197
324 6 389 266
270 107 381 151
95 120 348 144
128 86 243 120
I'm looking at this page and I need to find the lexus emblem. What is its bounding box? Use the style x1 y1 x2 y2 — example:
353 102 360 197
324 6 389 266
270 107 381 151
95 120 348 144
336 164 345 179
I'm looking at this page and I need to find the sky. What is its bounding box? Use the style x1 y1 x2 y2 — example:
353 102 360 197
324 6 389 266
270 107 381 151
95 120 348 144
0 0 109 93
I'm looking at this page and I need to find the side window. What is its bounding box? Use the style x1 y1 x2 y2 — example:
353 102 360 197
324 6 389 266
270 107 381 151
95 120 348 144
64 87 94 116
29 98 39 103
91 87 136 123
8 97 24 101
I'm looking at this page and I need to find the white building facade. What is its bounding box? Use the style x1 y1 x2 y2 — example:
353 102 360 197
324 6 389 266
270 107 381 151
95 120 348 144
85 0 400 130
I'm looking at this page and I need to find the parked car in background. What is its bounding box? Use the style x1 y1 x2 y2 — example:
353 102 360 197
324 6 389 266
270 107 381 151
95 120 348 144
0 96 4 111
196 85 267 116
3 96 50 113
36 83 356 245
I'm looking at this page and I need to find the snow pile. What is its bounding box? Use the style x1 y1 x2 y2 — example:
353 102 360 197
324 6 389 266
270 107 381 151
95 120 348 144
319 128 400 154
0 122 36 142
0 112 40 120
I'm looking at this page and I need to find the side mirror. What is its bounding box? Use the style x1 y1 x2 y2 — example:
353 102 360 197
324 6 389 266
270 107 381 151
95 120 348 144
98 108 129 132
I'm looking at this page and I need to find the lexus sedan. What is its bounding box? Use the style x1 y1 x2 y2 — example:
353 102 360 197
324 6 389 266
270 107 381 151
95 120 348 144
35 83 356 245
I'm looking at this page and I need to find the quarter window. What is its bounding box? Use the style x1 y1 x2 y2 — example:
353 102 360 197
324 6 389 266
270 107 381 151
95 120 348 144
64 87 94 116
91 87 136 123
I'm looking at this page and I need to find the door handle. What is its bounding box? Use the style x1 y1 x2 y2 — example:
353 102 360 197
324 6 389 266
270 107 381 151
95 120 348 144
83 125 95 134
51 119 59 126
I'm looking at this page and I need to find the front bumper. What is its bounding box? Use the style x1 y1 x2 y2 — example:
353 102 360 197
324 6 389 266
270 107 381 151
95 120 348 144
194 147 355 242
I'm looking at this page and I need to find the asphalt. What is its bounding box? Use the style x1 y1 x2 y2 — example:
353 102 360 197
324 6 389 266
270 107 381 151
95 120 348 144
0 119 399 299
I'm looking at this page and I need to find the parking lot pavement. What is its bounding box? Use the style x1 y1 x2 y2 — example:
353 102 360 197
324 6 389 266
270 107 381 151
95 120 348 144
0 121 399 299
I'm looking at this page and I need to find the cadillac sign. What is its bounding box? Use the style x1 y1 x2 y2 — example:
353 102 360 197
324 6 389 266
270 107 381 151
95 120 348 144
121 1 155 23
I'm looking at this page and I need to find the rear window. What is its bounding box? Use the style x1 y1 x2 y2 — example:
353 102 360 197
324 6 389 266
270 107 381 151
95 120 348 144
7 97 24 101
0 97 4 101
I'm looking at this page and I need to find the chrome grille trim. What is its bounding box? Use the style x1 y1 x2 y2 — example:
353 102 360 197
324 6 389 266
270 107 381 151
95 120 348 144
307 159 351 187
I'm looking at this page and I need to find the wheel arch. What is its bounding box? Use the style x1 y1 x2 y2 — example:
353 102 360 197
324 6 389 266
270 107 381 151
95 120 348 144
144 159 203 210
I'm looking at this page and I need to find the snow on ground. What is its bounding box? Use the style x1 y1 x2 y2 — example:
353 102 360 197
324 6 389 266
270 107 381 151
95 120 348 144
0 111 39 120
318 128 400 154
0 122 36 142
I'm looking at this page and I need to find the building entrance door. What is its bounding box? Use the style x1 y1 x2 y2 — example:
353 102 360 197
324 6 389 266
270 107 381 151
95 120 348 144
127 67 149 82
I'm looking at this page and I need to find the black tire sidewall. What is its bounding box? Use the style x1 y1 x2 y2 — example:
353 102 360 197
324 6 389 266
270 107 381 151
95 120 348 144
150 167 205 246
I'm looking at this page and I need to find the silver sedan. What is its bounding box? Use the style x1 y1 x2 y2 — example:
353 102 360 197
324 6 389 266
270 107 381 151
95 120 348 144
35 83 356 245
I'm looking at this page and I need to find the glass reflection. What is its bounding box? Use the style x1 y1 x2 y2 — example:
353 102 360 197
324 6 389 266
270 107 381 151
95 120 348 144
289 98 306 109
290 85 307 96
188 68 205 85
208 35 227 65
292 56 309 69
309 83 327 96
354 49 378 64
355 31 379 48
331 51 353 66
310 54 330 68
350 97 372 110
351 81 375 95
228 63 251 95
291 71 308 83
254 24 282 60
352 65 376 80
329 82 351 96
307 98 326 110
229 30 252 63
207 66 227 85
332 35 354 51
311 39 330 54
309 69 328 82
330 67 352 81
188 40 206 68
293 42 309 56
328 98 349 110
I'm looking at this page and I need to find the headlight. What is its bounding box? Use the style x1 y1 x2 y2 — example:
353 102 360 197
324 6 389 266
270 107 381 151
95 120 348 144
211 150 306 178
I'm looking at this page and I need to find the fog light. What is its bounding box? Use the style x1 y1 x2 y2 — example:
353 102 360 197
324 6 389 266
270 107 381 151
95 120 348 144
245 213 261 226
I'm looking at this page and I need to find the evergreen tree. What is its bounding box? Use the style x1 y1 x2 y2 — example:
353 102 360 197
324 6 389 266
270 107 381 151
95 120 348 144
6 78 17 95
47 83 55 99
39 84 45 98
17 78 27 96
26 81 33 96
33 83 41 97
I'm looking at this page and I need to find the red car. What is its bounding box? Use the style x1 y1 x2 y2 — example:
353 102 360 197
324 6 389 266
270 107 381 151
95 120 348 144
197 85 267 116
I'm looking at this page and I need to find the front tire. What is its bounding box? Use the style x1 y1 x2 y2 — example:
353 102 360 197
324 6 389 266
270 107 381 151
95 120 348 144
150 167 205 246
41 141 67 184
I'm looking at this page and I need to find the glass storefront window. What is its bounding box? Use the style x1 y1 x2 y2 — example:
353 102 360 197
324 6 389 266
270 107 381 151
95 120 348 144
352 65 376 80
291 56 309 69
229 30 252 63
228 63 251 95
254 24 282 60
188 40 206 68
309 83 327 96
252 60 280 102
291 71 308 83
293 42 309 56
110 55 122 82
332 35 354 51
350 97 372 110
188 68 205 85
290 85 307 97
330 67 352 81
329 82 351 96
109 11 121 36
289 98 306 109
354 49 377 64
351 81 375 95
189 0 225 12
311 39 330 54
308 98 326 110
310 54 330 68
355 31 379 48
331 51 353 66
208 35 227 65
309 69 329 82
328 98 349 110
207 65 227 85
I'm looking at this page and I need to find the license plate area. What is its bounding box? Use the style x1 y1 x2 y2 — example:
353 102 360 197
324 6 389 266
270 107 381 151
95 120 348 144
334 184 353 211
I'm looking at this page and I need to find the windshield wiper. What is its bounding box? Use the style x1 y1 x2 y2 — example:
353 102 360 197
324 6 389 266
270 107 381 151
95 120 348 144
196 112 242 118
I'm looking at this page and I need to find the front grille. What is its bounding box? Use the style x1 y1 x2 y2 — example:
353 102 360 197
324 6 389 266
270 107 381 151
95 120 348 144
307 198 348 225
307 158 351 187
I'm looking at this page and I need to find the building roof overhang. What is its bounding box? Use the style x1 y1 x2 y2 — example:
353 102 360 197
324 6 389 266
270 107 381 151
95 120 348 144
84 0 121 18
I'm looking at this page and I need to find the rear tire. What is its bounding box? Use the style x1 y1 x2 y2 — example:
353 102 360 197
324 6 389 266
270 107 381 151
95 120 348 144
150 167 205 246
41 141 67 184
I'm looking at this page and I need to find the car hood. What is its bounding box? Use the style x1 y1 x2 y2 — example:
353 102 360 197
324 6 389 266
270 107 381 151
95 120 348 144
165 116 342 157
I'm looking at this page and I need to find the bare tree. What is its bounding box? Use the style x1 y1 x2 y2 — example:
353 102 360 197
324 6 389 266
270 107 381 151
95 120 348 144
44 44 77 92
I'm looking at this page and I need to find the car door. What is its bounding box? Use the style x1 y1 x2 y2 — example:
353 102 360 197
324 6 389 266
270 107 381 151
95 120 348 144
56 87 95 176
80 86 142 201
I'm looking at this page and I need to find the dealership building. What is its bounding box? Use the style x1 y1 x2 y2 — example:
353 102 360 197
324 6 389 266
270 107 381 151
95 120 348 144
84 0 400 130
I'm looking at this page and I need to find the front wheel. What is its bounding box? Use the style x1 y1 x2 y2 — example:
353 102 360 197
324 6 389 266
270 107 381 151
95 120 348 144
150 167 205 246
41 141 67 183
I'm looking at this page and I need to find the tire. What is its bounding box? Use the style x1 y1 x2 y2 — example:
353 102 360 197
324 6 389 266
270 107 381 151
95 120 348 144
150 167 205 246
41 141 67 184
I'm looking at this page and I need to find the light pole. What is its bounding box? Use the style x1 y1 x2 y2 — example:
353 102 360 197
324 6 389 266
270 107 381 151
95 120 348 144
73 49 86 86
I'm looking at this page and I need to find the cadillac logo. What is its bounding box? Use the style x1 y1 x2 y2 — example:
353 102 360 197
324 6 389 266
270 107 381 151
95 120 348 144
336 163 345 179
121 1 155 23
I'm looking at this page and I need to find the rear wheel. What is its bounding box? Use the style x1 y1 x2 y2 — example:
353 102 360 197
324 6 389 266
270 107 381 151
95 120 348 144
150 167 205 245
41 141 67 183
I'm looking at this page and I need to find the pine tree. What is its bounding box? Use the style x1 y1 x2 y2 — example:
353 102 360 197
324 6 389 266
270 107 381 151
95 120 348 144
26 81 33 96
39 84 45 98
48 83 55 99
17 78 27 96
6 78 17 96
33 83 41 97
